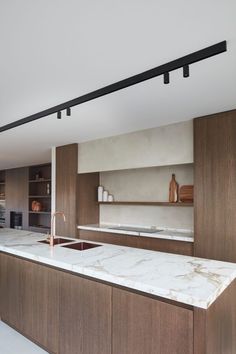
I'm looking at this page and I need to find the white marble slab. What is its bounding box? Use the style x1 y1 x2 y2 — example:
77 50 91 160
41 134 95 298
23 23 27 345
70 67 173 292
77 223 194 242
1 228 236 309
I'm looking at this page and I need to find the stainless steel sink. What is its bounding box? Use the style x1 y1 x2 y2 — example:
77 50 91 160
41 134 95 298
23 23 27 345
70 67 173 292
38 238 74 245
62 242 102 251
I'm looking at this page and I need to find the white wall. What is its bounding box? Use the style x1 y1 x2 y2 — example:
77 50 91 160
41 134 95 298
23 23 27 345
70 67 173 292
100 164 194 230
78 120 193 173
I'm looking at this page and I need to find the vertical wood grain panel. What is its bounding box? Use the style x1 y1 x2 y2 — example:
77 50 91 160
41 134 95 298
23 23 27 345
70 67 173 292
59 272 112 354
77 172 99 226
5 167 28 230
194 280 236 354
56 144 78 237
112 288 193 354
194 110 236 262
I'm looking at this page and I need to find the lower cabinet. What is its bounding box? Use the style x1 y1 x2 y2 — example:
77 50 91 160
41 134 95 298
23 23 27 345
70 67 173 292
0 253 112 354
59 272 112 354
0 252 194 354
0 252 60 353
112 288 193 354
79 229 193 256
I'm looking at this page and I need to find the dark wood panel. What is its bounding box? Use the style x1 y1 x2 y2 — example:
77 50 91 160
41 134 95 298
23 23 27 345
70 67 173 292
56 144 78 237
77 173 99 225
79 229 193 256
112 287 193 354
59 271 112 354
20 258 60 353
194 110 236 262
0 253 59 353
0 253 22 330
5 167 28 229
194 279 236 354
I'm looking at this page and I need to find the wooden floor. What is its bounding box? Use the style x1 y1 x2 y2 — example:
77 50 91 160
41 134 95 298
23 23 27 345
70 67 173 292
0 321 49 354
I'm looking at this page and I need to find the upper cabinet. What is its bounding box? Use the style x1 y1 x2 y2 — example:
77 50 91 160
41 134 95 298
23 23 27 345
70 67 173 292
194 109 236 262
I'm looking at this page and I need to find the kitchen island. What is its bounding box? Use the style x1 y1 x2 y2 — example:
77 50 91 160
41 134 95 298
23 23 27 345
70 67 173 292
0 228 236 354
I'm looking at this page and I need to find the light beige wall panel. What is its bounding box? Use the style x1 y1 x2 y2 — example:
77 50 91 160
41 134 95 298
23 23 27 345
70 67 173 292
78 120 193 173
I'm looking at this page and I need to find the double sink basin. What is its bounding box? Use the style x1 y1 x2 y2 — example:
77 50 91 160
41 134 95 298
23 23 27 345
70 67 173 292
38 238 101 251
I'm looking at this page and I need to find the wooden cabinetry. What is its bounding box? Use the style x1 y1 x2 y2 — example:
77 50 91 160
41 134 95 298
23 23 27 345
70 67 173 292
5 167 28 229
0 253 60 353
59 272 112 354
194 110 236 262
56 144 78 237
79 229 193 256
1 252 236 354
0 253 22 330
112 288 193 354
77 173 99 226
28 163 51 232
0 170 6 226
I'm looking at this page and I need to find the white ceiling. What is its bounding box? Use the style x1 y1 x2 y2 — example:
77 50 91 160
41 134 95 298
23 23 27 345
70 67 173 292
0 0 236 169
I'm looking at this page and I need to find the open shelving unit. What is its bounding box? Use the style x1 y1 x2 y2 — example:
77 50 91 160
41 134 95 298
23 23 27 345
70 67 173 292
0 170 6 226
28 164 51 232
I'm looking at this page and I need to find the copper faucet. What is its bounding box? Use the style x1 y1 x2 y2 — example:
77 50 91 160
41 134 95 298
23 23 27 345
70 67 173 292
49 211 66 246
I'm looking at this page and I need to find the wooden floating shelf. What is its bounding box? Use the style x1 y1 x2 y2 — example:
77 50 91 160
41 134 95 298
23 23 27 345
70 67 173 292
28 195 51 198
29 179 51 183
29 225 50 230
98 201 193 207
29 211 51 214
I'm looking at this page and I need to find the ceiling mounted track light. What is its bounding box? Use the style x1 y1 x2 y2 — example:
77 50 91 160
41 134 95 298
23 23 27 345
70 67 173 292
66 107 71 116
57 111 62 119
164 72 170 84
0 40 227 133
183 65 190 78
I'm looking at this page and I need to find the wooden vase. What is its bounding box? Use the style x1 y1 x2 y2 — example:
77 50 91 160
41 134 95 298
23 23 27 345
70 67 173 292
169 174 179 203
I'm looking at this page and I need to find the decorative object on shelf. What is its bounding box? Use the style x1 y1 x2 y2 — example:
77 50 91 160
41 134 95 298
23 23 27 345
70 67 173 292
169 174 179 203
108 194 114 202
103 190 108 202
46 183 51 195
179 185 194 203
31 200 42 212
35 170 42 180
98 185 103 202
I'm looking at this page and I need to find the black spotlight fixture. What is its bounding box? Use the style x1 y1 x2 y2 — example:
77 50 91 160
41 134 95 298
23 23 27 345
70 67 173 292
66 107 71 116
183 65 190 78
164 72 170 84
57 111 62 119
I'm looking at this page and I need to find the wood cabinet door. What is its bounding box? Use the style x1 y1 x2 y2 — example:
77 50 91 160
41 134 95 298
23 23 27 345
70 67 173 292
194 111 236 262
0 253 23 330
20 259 60 353
59 272 112 354
0 253 59 353
112 288 193 354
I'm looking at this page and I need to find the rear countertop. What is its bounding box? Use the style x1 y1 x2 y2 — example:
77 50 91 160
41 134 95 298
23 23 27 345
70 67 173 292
77 224 194 243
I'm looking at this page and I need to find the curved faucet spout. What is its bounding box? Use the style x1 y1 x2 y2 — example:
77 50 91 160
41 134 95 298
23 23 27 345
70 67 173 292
50 211 66 246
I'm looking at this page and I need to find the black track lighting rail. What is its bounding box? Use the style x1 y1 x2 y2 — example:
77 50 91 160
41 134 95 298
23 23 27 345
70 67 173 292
0 41 226 133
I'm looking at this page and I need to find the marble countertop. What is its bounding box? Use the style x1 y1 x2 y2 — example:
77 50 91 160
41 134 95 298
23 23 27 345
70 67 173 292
1 228 236 309
77 223 194 242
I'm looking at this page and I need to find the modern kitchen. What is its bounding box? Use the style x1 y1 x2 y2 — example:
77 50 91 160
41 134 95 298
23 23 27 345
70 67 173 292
0 1 236 354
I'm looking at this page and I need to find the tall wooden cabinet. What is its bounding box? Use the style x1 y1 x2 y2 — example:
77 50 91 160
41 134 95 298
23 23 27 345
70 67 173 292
5 167 28 230
56 144 78 237
194 109 236 262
